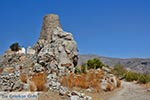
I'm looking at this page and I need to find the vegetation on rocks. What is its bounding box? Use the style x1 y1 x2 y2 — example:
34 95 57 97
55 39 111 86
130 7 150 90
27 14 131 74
112 64 150 84
112 64 127 78
75 58 105 74
87 58 104 69
9 42 21 51
68 58 121 92
61 69 104 92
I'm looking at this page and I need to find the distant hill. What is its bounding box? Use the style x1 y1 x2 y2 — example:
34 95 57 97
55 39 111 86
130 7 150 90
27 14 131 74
78 54 150 74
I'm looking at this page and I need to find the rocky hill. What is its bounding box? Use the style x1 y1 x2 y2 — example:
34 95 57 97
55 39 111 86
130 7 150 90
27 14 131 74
0 14 122 100
78 54 150 74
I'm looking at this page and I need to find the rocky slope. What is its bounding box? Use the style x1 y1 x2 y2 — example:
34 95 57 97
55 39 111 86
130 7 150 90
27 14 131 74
78 54 150 74
0 14 122 100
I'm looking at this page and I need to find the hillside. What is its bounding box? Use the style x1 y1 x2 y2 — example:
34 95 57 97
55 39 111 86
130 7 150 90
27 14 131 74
78 54 150 74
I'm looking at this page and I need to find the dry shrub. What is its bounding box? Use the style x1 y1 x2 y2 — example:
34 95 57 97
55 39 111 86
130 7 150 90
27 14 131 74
0 68 3 74
20 74 27 83
145 83 150 88
30 72 47 91
61 76 67 87
106 83 114 91
60 69 104 92
117 79 121 87
29 80 37 91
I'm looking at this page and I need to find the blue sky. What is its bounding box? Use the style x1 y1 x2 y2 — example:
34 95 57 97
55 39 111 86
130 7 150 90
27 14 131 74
0 0 150 58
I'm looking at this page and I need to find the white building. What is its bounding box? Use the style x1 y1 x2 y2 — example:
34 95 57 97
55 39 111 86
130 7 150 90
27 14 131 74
17 47 26 54
27 46 35 55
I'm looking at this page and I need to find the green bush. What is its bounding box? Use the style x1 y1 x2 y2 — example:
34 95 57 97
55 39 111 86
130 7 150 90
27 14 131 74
112 64 127 78
10 42 21 51
138 74 147 84
124 71 150 84
87 58 104 69
138 74 150 84
125 71 139 82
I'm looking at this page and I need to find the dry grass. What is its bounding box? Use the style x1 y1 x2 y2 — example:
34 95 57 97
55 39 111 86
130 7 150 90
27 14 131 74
20 74 27 83
106 83 114 91
19 62 48 92
117 79 121 87
60 69 104 92
0 68 3 74
29 72 48 91
144 83 150 88
29 79 37 91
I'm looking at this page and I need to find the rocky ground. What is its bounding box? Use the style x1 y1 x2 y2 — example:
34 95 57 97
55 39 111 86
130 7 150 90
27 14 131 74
38 90 103 100
106 81 150 100
39 80 150 100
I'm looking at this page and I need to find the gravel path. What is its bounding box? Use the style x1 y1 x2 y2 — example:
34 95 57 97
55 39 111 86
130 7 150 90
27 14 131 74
108 81 150 100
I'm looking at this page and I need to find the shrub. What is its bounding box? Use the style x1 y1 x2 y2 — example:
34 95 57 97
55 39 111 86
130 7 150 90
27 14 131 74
138 74 147 84
20 74 27 83
10 42 21 51
61 69 104 92
106 83 114 91
138 74 150 84
125 71 139 82
117 79 121 87
123 71 150 84
81 63 87 74
30 73 47 91
75 67 82 74
0 68 3 74
112 64 127 78
75 63 87 74
87 58 104 69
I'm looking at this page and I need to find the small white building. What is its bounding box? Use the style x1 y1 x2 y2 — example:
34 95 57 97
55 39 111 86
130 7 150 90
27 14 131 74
17 47 26 54
27 46 35 55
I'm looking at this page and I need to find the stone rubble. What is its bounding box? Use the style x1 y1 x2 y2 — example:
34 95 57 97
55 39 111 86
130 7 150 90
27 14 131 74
0 73 23 91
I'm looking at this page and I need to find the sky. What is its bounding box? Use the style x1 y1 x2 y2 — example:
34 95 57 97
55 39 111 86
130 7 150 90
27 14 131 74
0 0 150 58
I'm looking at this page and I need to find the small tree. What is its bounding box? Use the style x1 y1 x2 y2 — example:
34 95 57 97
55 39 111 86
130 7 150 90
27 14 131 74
87 58 104 69
10 42 21 51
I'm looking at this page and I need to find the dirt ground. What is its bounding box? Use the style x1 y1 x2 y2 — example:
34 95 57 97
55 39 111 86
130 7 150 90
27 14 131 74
38 80 150 100
106 81 150 100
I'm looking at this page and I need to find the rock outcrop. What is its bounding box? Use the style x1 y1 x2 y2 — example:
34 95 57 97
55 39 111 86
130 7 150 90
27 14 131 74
34 14 78 75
